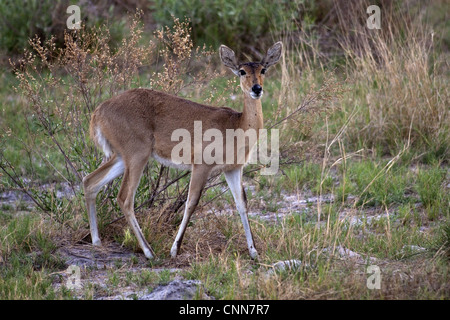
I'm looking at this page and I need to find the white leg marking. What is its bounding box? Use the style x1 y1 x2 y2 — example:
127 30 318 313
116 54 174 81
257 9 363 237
170 193 191 258
86 157 124 246
95 157 125 190
224 168 258 259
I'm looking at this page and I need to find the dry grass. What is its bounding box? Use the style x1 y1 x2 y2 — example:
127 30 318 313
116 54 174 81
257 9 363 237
335 0 449 156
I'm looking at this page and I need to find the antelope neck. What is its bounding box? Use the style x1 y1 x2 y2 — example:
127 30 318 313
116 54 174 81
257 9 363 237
241 93 263 133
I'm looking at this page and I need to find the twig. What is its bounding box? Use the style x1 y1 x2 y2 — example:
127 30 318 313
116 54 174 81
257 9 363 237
135 170 190 211
267 94 317 130
0 158 48 213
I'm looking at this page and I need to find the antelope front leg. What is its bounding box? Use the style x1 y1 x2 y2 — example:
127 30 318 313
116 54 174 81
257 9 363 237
171 166 211 258
224 168 258 260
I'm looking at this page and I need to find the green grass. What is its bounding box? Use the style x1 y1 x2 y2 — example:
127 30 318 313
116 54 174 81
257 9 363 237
0 155 448 299
346 160 413 207
414 164 449 220
0 73 71 184
281 163 322 193
180 204 447 300
0 212 69 299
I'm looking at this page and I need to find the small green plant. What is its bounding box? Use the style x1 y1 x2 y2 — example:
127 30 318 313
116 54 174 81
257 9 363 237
349 160 411 207
121 228 138 252
282 163 322 192
107 271 120 287
157 269 173 285
430 221 450 261
415 165 448 220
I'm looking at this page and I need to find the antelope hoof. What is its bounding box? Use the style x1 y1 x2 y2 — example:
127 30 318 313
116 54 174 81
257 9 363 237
170 242 180 258
143 247 155 260
249 248 259 260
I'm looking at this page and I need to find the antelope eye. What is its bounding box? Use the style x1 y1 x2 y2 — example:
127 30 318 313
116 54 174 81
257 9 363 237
261 68 267 75
238 70 246 76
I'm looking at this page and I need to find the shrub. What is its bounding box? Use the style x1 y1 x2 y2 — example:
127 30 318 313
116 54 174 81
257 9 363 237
0 0 136 55
151 0 306 55
0 0 54 54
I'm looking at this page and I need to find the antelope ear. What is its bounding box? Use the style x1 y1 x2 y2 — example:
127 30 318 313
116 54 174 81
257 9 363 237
261 41 283 68
219 45 239 75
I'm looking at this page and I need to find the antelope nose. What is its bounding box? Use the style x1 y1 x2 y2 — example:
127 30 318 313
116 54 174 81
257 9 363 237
252 84 262 95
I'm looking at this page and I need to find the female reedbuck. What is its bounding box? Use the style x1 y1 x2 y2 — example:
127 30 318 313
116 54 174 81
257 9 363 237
83 42 283 260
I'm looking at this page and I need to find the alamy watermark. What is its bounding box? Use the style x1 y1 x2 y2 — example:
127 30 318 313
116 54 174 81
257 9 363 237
367 5 381 29
366 265 381 290
171 122 279 175
66 5 81 30
65 265 81 290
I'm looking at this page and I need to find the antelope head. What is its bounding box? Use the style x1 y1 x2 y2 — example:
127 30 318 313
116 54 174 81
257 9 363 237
220 42 283 100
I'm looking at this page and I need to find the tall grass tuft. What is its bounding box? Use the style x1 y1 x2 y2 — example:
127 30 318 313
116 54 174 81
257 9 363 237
335 0 449 157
